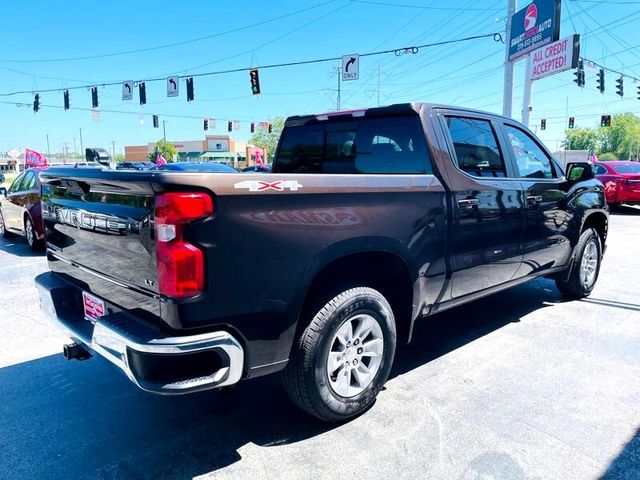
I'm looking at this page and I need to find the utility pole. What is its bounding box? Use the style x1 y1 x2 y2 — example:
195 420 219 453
79 128 84 160
336 64 341 111
46 134 51 156
162 121 167 142
377 63 381 107
112 140 116 159
502 0 517 118
73 137 77 159
521 55 533 127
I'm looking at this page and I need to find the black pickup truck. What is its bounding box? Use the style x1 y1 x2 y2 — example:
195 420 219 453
36 103 608 422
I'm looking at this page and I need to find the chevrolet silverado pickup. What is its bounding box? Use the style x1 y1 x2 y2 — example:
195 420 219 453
36 103 608 422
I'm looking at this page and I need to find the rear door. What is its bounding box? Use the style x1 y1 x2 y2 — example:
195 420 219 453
438 112 525 299
499 122 572 273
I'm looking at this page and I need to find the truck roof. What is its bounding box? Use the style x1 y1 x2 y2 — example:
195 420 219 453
284 102 517 127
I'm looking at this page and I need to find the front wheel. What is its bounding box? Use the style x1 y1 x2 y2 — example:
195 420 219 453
283 287 396 422
555 227 602 299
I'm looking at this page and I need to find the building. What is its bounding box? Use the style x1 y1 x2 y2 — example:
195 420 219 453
125 135 258 168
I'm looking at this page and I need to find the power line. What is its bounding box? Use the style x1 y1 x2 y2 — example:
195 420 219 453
346 0 501 11
0 32 502 98
0 1 339 64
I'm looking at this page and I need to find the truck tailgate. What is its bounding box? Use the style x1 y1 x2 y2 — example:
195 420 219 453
40 169 158 295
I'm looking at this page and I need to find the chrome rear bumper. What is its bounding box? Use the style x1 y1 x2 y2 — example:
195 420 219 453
35 272 244 395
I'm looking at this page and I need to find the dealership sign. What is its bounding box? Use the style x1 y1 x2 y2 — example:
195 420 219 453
509 0 561 61
528 34 579 81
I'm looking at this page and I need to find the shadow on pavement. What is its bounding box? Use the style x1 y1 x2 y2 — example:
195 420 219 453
0 278 564 480
600 427 640 479
610 205 640 216
0 237 44 258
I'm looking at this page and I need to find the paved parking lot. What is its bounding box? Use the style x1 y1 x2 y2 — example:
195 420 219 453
0 208 639 480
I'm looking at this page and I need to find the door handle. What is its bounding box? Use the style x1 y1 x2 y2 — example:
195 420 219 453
527 195 543 204
457 198 479 209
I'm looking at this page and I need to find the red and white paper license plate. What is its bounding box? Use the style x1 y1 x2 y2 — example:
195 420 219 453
82 291 105 323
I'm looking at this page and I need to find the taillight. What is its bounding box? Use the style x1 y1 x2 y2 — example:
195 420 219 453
155 193 213 298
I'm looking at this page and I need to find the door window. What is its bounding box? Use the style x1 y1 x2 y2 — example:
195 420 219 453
445 117 507 177
23 172 37 191
504 126 556 179
7 173 26 193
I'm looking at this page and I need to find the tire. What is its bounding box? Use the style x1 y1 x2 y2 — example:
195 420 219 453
24 216 42 251
0 210 12 238
555 227 602 299
283 286 396 422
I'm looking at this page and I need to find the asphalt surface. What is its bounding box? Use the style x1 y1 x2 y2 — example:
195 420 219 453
0 207 639 480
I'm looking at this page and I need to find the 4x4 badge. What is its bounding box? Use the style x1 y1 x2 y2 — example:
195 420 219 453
234 180 302 192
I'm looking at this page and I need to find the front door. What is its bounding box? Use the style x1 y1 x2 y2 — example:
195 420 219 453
500 123 572 274
440 114 525 299
2 171 28 230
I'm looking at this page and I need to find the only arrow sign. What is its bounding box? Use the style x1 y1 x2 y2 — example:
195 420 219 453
342 54 359 81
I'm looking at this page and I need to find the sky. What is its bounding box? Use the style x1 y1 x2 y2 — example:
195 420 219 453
0 0 639 156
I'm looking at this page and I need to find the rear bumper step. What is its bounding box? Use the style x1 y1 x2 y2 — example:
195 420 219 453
35 272 244 395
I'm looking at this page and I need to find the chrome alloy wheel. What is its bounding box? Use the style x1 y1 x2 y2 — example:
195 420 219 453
326 313 384 398
25 218 34 247
580 239 598 289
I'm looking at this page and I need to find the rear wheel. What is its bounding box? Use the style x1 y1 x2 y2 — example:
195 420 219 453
24 216 42 250
283 287 396 422
555 228 602 299
0 210 12 238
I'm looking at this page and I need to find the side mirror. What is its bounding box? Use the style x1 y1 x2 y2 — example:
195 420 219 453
566 162 595 182
0 187 6 197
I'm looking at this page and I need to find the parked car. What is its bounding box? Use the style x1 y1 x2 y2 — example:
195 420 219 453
160 162 238 172
241 165 272 173
0 168 44 250
0 172 5 184
593 161 640 206
73 162 102 168
36 103 608 422
117 162 157 171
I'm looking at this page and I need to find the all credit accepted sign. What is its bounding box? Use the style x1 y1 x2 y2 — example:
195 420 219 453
509 0 561 61
528 34 580 81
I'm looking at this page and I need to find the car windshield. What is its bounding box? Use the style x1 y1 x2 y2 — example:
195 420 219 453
613 164 640 174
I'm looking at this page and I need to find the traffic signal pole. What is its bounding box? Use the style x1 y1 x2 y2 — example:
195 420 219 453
502 0 517 118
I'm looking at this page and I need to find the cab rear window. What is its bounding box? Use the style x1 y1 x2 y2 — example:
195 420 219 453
274 114 431 174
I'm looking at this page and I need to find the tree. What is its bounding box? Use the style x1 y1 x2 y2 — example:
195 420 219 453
114 153 125 163
248 117 284 162
564 128 598 151
598 113 640 160
598 152 618 161
148 139 177 163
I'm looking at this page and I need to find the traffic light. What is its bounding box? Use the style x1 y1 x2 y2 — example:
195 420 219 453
228 120 233 132
568 117 575 129
153 115 159 128
63 90 70 110
637 85 640 100
540 119 546 131
249 69 261 95
250 122 255 133
616 76 624 97
33 93 40 113
601 115 611 127
268 123 273 133
596 69 605 94
91 86 98 108
203 119 209 131
139 82 147 105
186 77 194 102
573 60 585 87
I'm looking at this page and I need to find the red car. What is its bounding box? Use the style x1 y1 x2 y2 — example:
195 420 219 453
594 161 640 206
0 168 45 250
